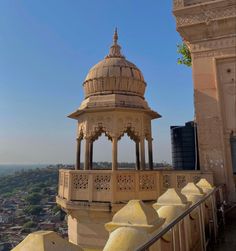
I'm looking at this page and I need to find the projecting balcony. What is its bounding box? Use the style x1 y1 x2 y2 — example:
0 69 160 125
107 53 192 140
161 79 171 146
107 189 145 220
57 169 213 208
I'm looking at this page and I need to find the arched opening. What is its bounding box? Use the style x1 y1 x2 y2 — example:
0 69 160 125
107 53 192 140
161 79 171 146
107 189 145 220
118 133 136 169
93 133 112 170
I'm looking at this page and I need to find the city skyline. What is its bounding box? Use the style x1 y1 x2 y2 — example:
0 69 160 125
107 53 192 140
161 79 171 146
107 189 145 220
0 1 193 164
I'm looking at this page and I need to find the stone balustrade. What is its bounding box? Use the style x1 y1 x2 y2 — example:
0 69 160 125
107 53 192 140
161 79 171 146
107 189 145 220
103 179 223 251
57 169 213 204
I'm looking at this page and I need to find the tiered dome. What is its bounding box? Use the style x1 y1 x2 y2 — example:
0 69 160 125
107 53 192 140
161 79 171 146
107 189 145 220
83 29 146 99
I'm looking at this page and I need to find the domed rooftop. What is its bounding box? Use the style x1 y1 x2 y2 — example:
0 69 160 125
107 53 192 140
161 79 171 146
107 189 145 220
69 29 160 120
83 29 146 98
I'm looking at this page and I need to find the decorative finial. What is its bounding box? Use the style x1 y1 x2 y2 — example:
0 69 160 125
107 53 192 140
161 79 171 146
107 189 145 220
113 27 118 45
106 28 125 59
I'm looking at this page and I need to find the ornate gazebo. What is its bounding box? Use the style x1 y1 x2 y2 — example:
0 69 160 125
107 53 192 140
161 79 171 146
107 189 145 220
57 30 214 249
69 29 161 171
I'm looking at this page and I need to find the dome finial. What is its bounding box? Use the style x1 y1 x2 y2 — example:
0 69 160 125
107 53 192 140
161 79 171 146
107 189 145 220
113 27 118 45
106 28 125 59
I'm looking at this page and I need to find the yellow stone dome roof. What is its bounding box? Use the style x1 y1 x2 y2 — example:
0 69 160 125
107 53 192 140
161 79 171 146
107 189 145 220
83 29 146 98
85 57 144 82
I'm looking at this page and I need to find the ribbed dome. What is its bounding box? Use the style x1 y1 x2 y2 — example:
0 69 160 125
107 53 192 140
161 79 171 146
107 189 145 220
85 57 144 82
83 29 146 98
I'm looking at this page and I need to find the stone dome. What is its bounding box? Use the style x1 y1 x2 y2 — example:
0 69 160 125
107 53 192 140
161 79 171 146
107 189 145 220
83 29 146 98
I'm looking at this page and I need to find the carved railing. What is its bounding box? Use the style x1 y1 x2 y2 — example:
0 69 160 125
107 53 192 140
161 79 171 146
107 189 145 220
160 170 213 192
58 169 213 203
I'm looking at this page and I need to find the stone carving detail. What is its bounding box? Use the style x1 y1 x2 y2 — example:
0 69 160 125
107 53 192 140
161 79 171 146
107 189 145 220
176 6 236 26
139 174 156 191
191 37 236 53
177 175 187 188
78 112 151 142
72 174 88 190
162 175 171 189
193 48 236 59
94 174 111 191
64 174 69 188
117 174 135 191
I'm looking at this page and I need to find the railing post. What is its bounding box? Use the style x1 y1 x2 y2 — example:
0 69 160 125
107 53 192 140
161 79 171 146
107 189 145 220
199 204 207 251
178 221 183 251
210 194 218 243
183 217 190 251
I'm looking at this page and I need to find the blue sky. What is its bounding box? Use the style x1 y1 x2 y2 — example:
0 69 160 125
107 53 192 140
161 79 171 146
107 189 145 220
0 1 193 164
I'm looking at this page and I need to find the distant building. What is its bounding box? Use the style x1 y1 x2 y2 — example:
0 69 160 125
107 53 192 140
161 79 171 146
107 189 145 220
170 121 199 170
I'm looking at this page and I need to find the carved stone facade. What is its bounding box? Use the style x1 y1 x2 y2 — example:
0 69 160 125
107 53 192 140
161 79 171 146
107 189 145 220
173 0 236 200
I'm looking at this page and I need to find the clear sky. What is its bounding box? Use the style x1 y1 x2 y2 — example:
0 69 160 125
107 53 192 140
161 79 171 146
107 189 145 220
0 0 194 165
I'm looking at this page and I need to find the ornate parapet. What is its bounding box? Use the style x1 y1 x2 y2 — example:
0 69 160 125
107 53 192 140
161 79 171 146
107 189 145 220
160 170 213 193
57 170 162 205
56 170 213 249
57 169 213 210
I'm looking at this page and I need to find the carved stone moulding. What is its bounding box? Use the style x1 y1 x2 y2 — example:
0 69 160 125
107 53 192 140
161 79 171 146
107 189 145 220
176 8 236 28
192 47 236 59
174 0 220 10
190 36 236 53
76 111 152 142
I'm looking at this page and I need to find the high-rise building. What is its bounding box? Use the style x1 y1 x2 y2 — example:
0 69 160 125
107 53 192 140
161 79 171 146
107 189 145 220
170 121 199 170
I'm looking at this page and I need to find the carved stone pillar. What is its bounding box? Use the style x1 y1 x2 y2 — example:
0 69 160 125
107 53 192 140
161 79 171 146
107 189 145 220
136 141 140 170
76 138 81 170
112 137 118 171
148 138 153 170
140 136 145 170
89 140 93 170
84 137 90 170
